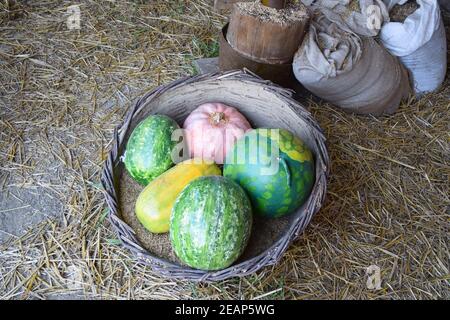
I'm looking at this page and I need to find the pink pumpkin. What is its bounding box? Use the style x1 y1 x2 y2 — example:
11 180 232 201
183 103 252 164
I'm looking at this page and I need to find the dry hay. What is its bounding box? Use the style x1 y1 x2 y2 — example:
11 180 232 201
0 1 449 300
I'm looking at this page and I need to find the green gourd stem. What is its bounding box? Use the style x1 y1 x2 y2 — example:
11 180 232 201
279 157 291 188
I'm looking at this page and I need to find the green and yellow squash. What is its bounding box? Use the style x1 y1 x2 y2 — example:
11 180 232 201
224 128 315 218
135 159 221 234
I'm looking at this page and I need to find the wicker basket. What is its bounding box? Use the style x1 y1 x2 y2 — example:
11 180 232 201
101 70 330 282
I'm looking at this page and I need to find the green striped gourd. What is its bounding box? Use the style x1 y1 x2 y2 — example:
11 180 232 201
124 115 180 185
170 176 252 271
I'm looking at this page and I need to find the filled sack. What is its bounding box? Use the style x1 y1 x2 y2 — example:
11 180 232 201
293 13 411 115
380 0 447 95
301 0 390 36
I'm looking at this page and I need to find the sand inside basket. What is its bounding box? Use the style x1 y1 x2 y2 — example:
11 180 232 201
118 163 291 265
390 0 419 22
236 0 309 24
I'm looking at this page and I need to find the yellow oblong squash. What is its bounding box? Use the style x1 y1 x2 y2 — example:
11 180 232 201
135 159 221 234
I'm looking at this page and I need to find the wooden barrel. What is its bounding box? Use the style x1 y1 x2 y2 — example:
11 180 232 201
219 24 304 92
226 1 310 64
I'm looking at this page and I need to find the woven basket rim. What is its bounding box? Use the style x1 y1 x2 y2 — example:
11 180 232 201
101 69 330 282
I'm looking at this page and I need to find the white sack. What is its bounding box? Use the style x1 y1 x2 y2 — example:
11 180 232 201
380 0 447 95
293 13 411 115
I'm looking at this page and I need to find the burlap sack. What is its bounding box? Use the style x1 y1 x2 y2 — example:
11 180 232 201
293 13 411 115
302 0 390 36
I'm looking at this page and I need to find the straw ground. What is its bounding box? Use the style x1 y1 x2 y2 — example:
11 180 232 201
0 0 449 299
